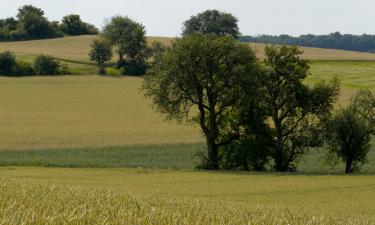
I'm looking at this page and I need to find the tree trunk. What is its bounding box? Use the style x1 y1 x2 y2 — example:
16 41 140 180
274 122 288 172
206 137 219 170
117 53 125 68
345 156 353 174
98 63 105 75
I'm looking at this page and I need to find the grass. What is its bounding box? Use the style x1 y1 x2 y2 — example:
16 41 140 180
0 144 202 169
0 142 374 174
0 76 202 151
0 168 375 224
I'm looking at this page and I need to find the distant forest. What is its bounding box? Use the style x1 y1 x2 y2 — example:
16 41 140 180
240 32 375 53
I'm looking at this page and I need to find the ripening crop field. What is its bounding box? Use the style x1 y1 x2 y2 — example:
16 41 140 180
1 36 375 224
0 168 375 224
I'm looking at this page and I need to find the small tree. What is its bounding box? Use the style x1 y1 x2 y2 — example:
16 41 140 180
89 39 112 74
262 45 339 171
143 34 260 170
102 16 147 69
33 55 61 75
325 90 375 173
182 10 240 39
0 51 16 75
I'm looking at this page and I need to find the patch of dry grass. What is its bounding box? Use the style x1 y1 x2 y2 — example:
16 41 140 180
1 35 375 63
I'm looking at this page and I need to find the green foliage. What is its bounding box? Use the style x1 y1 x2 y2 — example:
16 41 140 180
89 39 113 74
262 45 340 171
16 5 62 40
182 10 240 39
102 16 148 72
61 14 98 35
325 90 375 173
13 60 35 76
33 55 62 75
0 5 98 42
0 51 35 76
0 51 16 75
143 34 259 169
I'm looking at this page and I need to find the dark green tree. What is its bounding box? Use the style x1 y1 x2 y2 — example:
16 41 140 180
16 5 61 39
102 16 147 70
182 10 240 39
262 45 339 171
61 14 98 35
33 55 61 75
89 39 113 74
325 90 375 173
0 51 17 75
143 34 259 169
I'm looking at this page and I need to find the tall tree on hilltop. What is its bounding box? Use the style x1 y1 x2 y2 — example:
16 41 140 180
182 10 240 39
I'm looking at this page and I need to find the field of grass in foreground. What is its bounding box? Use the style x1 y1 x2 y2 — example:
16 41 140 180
0 168 374 224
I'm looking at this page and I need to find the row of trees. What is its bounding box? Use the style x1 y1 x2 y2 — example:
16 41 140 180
0 5 98 41
0 51 68 76
241 32 375 53
142 10 375 173
88 10 242 76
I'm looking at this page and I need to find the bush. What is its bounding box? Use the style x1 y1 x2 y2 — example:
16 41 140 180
13 60 35 76
105 67 121 76
0 51 17 75
121 61 147 76
33 55 61 75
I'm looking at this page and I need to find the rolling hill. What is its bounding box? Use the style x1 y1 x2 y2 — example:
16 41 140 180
1 35 375 63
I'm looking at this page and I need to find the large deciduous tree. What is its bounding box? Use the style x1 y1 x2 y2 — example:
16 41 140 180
182 10 240 39
325 90 375 173
262 45 339 171
102 16 147 71
143 34 260 170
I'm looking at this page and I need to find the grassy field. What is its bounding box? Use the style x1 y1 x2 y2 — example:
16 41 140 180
0 168 374 224
0 76 202 150
1 36 375 224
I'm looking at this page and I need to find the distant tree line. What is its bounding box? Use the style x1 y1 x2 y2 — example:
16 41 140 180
143 10 375 174
240 32 375 53
0 5 98 41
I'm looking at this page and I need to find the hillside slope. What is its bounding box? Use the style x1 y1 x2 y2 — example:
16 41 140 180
1 35 375 62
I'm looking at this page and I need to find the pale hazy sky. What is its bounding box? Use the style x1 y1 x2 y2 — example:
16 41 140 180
1 0 374 37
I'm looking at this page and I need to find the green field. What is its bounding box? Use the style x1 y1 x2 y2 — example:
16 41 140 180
1 36 375 224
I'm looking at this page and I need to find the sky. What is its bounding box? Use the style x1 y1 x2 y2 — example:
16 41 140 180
1 0 375 37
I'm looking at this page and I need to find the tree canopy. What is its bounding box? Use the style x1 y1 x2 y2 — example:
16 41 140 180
325 90 375 173
261 45 339 171
143 34 259 169
182 10 240 39
102 16 148 74
0 5 98 41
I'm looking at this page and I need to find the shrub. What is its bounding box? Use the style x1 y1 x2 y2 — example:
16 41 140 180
105 67 121 76
13 60 35 76
0 51 16 75
121 61 147 76
33 55 61 75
